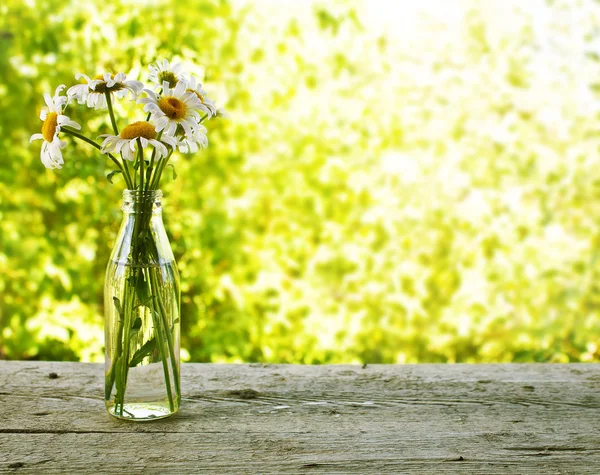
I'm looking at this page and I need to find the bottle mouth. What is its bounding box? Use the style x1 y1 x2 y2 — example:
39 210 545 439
122 189 163 200
122 189 163 213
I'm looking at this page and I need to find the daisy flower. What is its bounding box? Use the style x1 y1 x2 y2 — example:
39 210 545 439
174 124 208 154
67 72 143 110
185 75 217 117
148 60 185 89
99 121 176 161
138 80 205 137
30 85 81 169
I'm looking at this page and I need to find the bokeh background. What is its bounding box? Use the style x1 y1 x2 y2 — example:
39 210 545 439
2 0 600 363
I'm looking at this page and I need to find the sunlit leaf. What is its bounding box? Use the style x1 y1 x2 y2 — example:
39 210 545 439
129 338 157 367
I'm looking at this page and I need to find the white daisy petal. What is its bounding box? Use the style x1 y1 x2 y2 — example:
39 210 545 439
125 80 144 94
155 141 168 157
155 116 169 131
43 93 54 109
122 146 134 161
70 71 142 109
54 84 67 97
174 80 187 96
104 73 116 87
161 135 177 147
88 80 101 91
95 94 107 110
165 122 177 136
67 84 89 103
115 139 127 154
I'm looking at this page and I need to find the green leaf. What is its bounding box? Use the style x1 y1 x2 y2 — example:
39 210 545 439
113 297 122 317
129 338 157 367
106 170 122 184
136 274 150 302
133 294 154 310
146 165 153 183
131 317 142 333
167 164 177 180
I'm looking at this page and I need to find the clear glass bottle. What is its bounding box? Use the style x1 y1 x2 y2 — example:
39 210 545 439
104 190 180 420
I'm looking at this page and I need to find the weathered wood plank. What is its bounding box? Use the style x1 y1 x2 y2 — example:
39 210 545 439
0 362 598 474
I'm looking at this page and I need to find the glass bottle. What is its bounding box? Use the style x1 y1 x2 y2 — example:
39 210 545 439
104 190 180 420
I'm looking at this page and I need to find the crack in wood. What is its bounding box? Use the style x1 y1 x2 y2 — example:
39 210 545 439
504 446 591 452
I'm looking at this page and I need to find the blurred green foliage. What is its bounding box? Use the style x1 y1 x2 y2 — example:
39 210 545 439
2 0 600 363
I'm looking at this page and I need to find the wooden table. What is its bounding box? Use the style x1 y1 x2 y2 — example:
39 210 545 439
0 362 598 474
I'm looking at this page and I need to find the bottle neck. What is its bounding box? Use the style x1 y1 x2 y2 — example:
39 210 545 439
122 189 163 215
111 189 174 266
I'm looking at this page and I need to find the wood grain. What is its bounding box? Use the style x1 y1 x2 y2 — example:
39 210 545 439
0 362 599 474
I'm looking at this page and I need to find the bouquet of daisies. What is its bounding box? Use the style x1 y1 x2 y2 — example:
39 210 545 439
30 60 224 419
31 60 224 187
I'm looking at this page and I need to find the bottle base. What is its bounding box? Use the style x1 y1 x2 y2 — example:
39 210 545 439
107 402 177 421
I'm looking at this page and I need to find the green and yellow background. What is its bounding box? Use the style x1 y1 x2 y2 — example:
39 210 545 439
2 0 600 363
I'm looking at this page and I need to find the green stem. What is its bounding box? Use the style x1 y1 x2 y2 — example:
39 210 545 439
123 160 134 190
61 127 134 189
103 90 137 189
148 276 175 412
149 266 180 399
150 161 162 190
105 315 122 402
117 267 136 416
112 188 146 414
61 126 102 150
150 151 173 190
138 139 144 193
150 113 209 189
105 91 119 135
113 193 149 414
145 131 162 192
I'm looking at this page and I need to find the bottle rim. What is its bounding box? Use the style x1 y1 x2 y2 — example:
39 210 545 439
122 189 163 200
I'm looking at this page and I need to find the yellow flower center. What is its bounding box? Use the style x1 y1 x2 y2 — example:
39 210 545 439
42 112 58 142
120 121 157 140
187 88 205 104
158 97 187 120
158 71 178 88
90 74 123 94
